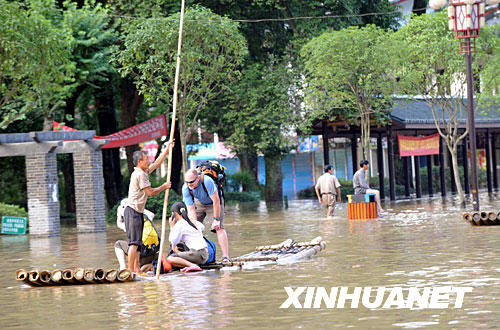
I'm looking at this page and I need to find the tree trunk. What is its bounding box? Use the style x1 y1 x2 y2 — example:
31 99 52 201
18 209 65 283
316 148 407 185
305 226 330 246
449 145 464 203
120 78 143 175
360 112 371 178
96 82 122 208
60 87 84 213
264 153 283 208
238 149 259 190
42 112 54 131
179 114 188 175
171 121 183 194
61 154 76 213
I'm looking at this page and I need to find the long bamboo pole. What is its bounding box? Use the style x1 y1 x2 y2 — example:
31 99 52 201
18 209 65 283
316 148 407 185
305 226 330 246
156 0 186 280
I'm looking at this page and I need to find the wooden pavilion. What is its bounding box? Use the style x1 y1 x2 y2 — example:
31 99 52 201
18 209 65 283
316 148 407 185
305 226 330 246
309 99 500 201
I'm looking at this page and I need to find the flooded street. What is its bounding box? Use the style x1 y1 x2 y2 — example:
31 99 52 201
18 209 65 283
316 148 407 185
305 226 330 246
2 193 500 328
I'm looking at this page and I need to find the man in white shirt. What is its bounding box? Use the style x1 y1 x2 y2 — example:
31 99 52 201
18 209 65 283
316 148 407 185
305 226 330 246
315 165 341 217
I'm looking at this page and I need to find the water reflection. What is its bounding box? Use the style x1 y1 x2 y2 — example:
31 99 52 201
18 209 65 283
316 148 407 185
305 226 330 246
1 192 500 328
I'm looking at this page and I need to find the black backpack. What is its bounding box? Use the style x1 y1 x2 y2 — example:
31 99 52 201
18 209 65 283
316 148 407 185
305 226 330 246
188 160 226 204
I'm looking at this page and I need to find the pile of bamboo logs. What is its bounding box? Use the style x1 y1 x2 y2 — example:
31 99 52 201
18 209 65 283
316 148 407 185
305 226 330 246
201 237 326 269
463 211 500 226
16 268 135 287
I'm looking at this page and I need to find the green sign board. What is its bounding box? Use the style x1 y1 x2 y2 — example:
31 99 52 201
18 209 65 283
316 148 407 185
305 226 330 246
1 216 27 235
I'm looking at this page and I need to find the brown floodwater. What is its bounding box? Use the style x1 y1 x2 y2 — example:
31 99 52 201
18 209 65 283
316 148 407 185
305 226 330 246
2 193 500 329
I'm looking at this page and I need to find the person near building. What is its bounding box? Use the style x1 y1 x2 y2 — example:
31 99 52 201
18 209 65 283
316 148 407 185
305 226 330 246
315 164 341 217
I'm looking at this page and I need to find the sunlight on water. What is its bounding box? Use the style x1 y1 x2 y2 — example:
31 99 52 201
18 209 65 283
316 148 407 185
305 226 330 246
1 192 500 328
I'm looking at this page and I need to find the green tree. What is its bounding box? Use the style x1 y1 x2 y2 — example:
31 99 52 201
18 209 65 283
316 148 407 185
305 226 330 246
300 25 395 161
59 0 122 209
114 5 247 174
0 0 73 130
221 59 299 203
477 24 500 106
393 11 488 203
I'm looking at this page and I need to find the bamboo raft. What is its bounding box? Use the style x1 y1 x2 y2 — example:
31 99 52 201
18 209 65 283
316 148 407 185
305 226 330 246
16 237 326 285
463 211 500 226
16 268 134 287
197 236 326 270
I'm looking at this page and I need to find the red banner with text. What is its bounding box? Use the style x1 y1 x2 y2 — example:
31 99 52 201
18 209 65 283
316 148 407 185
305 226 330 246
53 114 167 149
398 133 440 157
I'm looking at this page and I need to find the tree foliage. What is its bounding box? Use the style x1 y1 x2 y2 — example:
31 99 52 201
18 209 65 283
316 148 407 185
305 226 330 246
476 24 500 106
0 0 73 129
222 59 298 157
61 0 117 94
301 24 395 160
114 5 247 172
392 11 497 203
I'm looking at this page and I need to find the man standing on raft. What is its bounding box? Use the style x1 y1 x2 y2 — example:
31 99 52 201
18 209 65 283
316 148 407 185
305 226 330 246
124 140 174 273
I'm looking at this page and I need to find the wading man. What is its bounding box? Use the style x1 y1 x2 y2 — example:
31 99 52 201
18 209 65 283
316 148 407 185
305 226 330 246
182 168 230 263
352 160 386 215
315 165 341 218
124 140 173 273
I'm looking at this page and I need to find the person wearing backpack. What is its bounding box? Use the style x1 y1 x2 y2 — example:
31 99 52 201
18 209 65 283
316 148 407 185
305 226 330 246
166 202 209 272
182 168 230 263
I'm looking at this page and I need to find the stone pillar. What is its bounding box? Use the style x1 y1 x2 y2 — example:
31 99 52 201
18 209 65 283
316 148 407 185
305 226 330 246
25 153 60 236
73 151 106 233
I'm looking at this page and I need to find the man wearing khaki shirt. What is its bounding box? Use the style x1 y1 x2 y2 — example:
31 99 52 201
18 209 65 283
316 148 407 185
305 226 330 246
315 165 341 217
125 140 173 273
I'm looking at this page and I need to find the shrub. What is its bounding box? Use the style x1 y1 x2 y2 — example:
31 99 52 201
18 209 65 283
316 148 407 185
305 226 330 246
224 191 259 203
226 170 257 192
107 190 182 223
0 202 28 218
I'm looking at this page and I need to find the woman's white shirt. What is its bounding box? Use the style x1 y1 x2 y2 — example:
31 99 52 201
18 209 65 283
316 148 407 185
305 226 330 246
169 219 207 250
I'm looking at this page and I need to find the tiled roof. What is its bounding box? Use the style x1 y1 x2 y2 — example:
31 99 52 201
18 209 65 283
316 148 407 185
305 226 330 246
390 99 500 124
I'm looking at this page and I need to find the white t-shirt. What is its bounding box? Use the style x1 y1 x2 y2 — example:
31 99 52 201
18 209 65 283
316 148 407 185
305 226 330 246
169 219 207 250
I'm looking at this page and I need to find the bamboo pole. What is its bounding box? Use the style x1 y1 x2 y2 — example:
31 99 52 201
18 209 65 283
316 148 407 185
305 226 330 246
50 269 64 284
156 0 186 280
62 269 77 284
105 269 118 282
233 256 278 262
74 268 85 283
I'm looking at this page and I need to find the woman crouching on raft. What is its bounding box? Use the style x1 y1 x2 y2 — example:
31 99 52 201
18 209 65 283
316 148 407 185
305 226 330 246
167 202 208 272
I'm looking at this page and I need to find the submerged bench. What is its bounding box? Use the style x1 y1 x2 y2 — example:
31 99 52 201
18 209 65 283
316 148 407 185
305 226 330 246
347 194 377 220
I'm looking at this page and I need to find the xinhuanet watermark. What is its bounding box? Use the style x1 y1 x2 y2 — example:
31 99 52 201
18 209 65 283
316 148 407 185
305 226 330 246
280 286 473 309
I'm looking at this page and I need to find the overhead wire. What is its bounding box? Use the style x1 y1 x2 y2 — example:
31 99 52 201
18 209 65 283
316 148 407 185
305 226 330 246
110 7 429 24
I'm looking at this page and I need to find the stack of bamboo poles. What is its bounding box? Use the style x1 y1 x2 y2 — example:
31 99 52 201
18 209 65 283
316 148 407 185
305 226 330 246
463 211 500 226
16 268 135 287
200 237 326 269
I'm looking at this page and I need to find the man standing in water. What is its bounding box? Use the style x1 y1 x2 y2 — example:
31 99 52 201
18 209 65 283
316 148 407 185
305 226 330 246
353 160 386 215
315 165 341 218
182 168 230 263
124 140 174 273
